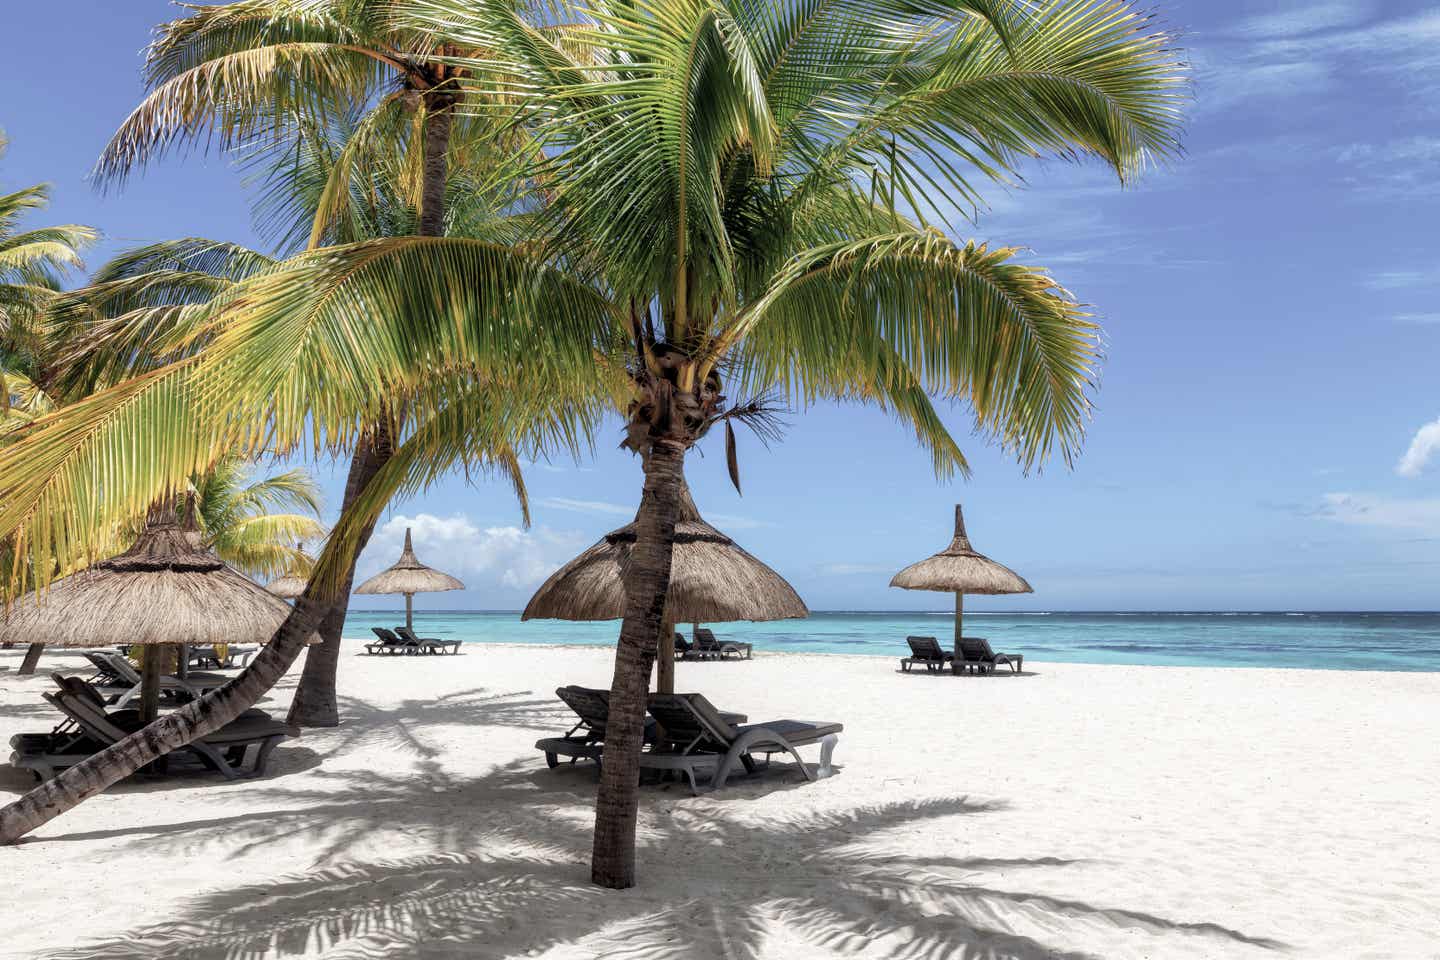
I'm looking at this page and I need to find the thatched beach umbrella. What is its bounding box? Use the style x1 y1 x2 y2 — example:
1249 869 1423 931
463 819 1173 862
523 481 807 691
890 505 1033 660
0 511 315 721
354 527 464 631
265 545 308 600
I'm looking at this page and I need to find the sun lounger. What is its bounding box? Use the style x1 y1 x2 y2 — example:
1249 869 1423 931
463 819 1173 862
957 636 1024 674
364 627 423 655
694 627 752 660
190 644 259 669
396 626 461 655
535 686 620 768
900 636 954 673
535 686 746 773
9 675 295 781
643 692 841 794
96 652 229 706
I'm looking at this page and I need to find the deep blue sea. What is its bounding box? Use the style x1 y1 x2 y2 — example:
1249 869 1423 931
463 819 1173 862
345 610 1440 672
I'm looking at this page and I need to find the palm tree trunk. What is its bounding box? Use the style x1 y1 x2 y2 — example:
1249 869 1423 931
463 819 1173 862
419 91 455 238
0 437 392 845
18 643 43 675
286 88 453 726
591 437 687 888
285 433 390 727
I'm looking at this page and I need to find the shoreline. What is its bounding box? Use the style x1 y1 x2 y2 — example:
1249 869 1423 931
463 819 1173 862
342 633 1440 679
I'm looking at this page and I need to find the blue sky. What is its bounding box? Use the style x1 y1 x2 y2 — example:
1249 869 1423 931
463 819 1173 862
2 1 1438 612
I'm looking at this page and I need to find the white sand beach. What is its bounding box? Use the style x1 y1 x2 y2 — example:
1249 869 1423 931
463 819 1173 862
2 642 1437 959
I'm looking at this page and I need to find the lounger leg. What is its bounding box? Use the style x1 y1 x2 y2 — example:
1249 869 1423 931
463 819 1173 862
251 736 283 776
817 734 838 778
187 742 242 780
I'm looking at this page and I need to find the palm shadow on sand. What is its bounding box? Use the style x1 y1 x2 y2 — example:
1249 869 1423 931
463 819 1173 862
31 689 1286 959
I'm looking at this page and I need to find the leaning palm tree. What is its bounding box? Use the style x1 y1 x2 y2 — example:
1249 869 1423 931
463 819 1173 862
96 0 541 726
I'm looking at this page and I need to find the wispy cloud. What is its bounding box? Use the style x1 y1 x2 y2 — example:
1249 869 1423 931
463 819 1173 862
816 562 896 577
1366 269 1440 290
1230 1 1376 40
539 497 633 517
1397 416 1440 478
1194 6 1440 116
1396 313 1440 325
1315 492 1440 532
362 514 587 590
707 512 774 531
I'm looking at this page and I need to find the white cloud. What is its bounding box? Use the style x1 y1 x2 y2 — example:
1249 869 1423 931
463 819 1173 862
1316 492 1440 532
707 512 774 531
363 513 588 591
536 497 771 531
817 562 896 577
539 497 634 517
1367 270 1440 290
1397 417 1440 478
1231 2 1375 40
1396 313 1440 325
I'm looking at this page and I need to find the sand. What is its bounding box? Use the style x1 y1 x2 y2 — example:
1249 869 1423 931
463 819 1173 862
1 641 1436 959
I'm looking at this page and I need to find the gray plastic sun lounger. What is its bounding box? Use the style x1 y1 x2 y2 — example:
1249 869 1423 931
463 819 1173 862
10 675 295 781
535 686 746 773
643 692 841 795
365 627 423 655
900 636 954 673
535 686 619 768
957 637 1024 674
694 628 752 660
396 626 461 655
96 652 229 706
189 644 259 669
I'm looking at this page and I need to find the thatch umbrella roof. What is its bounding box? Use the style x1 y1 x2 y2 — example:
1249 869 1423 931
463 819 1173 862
0 518 311 649
265 572 308 599
355 528 464 630
522 484 807 624
0 511 317 720
265 544 309 599
890 505 1032 661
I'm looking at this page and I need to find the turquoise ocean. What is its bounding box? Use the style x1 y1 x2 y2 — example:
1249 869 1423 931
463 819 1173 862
344 610 1440 672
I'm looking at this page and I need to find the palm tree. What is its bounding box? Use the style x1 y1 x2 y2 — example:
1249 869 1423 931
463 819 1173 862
96 0 540 726
0 0 1183 870
414 0 1186 887
1 130 96 386
190 460 325 579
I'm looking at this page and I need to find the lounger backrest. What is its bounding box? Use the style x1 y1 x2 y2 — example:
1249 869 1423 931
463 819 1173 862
371 627 402 643
101 653 143 684
907 636 942 659
46 685 129 746
647 692 738 748
674 632 691 653
556 686 611 734
395 627 430 645
959 637 996 662
52 673 108 710
695 628 719 651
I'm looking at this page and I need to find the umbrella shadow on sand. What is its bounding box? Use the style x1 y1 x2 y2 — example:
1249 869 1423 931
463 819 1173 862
32 704 1288 960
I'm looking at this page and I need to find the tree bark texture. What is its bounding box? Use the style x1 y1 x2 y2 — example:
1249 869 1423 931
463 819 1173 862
590 439 687 888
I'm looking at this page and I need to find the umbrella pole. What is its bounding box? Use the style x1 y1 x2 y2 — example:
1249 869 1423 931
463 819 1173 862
140 646 163 725
953 591 964 661
656 609 675 694
406 593 414 632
